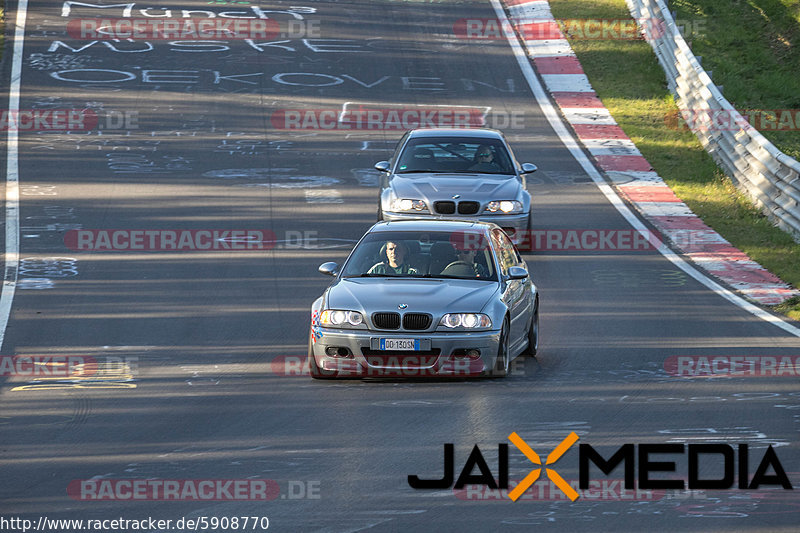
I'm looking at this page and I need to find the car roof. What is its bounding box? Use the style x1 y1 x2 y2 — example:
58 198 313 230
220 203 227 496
406 128 506 140
368 219 499 233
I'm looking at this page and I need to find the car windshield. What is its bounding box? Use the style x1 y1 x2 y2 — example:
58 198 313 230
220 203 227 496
341 230 497 281
395 137 514 175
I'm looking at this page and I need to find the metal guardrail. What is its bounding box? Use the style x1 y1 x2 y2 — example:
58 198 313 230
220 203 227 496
626 0 800 241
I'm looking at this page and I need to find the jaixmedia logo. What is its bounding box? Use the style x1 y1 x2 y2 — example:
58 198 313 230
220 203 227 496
408 432 793 502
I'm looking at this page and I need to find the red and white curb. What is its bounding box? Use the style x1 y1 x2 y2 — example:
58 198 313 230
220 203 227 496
502 0 799 306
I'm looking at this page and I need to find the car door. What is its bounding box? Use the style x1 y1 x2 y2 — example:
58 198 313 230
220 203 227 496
491 229 530 347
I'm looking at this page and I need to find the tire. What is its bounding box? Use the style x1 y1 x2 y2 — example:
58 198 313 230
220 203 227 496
490 318 510 377
522 298 539 356
308 335 338 379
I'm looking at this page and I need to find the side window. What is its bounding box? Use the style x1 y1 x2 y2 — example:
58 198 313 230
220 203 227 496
503 140 518 169
492 145 514 174
491 230 517 274
390 132 410 167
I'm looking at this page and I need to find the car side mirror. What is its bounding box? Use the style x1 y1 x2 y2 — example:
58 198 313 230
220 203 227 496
318 262 339 276
520 163 537 174
507 266 528 280
374 161 391 172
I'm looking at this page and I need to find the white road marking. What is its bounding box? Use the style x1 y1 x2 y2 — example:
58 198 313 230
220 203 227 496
305 190 344 203
0 0 30 349
490 0 800 337
17 278 55 290
540 73 593 92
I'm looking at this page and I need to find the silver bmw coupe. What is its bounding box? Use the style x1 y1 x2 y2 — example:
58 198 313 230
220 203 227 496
309 219 538 379
375 128 537 241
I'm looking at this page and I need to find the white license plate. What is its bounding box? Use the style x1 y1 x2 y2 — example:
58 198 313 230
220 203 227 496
379 338 420 351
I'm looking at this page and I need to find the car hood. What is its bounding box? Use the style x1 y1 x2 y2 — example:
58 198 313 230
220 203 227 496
390 174 521 202
326 278 499 315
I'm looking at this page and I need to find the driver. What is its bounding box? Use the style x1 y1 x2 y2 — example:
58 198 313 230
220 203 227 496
368 241 419 275
468 144 502 172
455 248 489 278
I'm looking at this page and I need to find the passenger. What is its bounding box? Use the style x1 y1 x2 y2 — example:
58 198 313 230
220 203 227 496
468 144 502 172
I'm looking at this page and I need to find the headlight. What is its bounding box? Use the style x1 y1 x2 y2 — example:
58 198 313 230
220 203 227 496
485 200 523 214
320 309 364 327
439 313 492 329
390 198 428 212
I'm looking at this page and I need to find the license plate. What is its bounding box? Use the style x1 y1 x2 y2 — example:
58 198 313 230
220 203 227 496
379 338 419 351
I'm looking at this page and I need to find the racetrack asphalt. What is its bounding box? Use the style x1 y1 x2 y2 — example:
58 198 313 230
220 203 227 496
1 1 799 531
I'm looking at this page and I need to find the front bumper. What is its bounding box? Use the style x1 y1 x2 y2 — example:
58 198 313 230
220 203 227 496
382 210 529 243
310 327 502 377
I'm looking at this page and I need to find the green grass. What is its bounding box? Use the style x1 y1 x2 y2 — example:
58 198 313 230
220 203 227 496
671 0 800 160
776 296 800 320
548 0 800 318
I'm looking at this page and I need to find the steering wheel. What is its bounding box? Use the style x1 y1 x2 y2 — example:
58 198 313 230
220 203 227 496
468 161 503 171
443 260 472 270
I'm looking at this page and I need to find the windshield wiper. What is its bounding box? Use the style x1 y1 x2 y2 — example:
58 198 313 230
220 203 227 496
424 274 495 281
349 273 426 278
395 169 448 174
450 171 514 176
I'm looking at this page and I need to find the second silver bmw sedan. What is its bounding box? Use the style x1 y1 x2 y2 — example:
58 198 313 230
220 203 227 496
309 220 539 379
375 128 537 240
